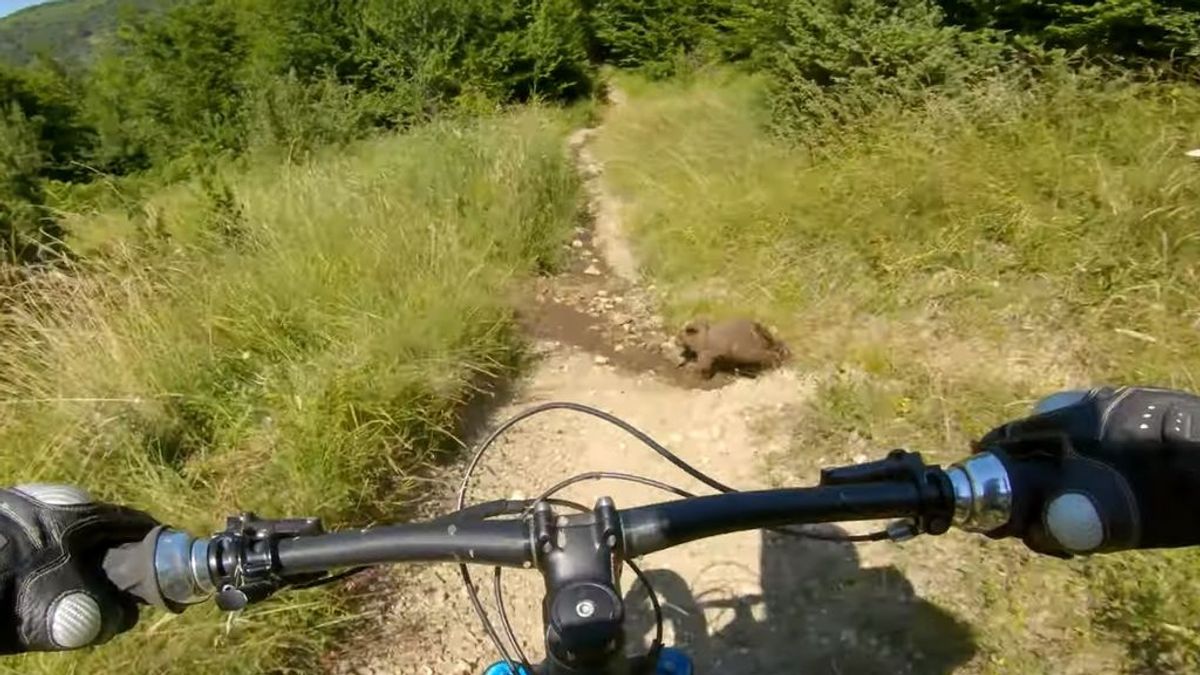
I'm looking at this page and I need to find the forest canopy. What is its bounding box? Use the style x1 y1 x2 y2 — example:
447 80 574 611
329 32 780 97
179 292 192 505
1 0 1197 260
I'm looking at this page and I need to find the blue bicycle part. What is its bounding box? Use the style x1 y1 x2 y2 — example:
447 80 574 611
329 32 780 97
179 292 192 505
654 647 695 674
481 662 531 675
482 647 694 675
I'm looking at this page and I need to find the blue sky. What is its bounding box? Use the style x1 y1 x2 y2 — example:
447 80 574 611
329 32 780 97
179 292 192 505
0 0 49 19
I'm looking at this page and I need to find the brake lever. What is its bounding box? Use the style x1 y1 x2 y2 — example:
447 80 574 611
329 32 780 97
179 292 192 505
210 512 326 610
819 450 953 536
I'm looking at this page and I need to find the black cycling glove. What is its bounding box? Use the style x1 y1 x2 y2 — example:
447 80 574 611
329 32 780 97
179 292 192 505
0 484 158 653
977 386 1200 555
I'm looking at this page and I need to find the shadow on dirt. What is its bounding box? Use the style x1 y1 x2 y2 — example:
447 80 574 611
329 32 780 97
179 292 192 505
624 526 977 674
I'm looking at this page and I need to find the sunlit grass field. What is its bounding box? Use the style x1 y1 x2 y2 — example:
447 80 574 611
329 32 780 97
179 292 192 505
596 67 1200 672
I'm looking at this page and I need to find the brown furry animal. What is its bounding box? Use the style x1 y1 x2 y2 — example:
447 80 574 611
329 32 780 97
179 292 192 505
678 318 790 378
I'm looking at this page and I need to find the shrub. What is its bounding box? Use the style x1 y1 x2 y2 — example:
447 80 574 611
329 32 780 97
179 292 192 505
764 0 1007 137
0 104 63 261
940 0 1200 67
589 0 734 77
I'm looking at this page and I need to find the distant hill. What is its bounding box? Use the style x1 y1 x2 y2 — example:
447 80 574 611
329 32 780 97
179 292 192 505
0 0 168 66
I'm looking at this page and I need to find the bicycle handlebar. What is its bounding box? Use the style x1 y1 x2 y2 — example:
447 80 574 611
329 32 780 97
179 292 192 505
104 449 1006 609
277 519 531 573
621 480 942 556
101 448 1016 674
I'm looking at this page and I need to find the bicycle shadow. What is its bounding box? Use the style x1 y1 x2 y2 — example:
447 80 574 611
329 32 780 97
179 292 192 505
624 526 977 674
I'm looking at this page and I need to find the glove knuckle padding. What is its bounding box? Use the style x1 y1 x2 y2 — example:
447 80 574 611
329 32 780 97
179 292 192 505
1048 453 1139 552
984 386 1200 553
46 591 102 649
0 487 156 653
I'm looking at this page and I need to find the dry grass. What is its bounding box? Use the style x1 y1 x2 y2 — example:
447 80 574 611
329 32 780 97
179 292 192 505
0 108 579 674
596 67 1200 672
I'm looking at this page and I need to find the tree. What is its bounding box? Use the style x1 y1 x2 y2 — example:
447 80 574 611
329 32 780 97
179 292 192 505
939 0 1200 65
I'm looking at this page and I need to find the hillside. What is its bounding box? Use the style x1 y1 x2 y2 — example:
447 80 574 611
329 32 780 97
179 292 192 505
0 0 167 65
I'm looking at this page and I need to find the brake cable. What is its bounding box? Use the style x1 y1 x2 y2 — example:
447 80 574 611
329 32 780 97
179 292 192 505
453 400 898 672
287 400 895 670
458 402 893 540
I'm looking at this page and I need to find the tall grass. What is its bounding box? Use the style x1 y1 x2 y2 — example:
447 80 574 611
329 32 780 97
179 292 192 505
0 108 579 674
596 68 1200 670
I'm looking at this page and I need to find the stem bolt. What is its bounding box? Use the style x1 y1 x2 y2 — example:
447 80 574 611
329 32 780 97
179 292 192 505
575 600 596 618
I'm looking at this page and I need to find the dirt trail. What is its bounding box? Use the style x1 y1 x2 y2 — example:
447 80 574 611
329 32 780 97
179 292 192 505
328 90 1099 675
327 90 828 674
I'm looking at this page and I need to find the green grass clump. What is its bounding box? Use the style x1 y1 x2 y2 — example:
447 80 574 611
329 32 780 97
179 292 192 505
0 107 578 674
1091 548 1200 672
596 68 1200 670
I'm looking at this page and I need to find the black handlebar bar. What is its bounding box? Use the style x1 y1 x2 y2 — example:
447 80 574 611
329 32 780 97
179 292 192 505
277 519 531 573
102 448 1009 675
621 480 948 557
266 479 949 575
105 449 968 607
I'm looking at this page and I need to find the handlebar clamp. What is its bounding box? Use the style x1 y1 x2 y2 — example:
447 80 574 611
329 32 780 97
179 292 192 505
209 513 326 611
535 498 628 670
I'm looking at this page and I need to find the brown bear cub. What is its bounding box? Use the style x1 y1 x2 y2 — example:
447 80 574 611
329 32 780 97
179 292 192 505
677 318 790 378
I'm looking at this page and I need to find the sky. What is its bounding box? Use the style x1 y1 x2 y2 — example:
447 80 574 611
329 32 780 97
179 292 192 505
0 0 50 19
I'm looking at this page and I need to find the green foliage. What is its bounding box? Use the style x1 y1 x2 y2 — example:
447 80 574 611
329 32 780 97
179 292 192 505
243 72 373 156
739 0 1199 136
0 61 94 179
588 0 734 77
0 105 55 260
516 0 595 100
715 0 790 65
0 0 604 255
0 63 80 260
941 0 1200 66
1 0 1196 258
108 0 250 165
763 0 1007 137
346 0 594 116
72 0 597 174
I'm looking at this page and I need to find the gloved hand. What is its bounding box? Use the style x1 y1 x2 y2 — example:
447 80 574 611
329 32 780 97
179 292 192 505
976 386 1200 555
0 485 158 653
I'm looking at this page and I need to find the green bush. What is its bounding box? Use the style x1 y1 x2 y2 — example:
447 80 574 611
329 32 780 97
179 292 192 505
940 0 1200 67
79 0 597 172
589 0 734 77
764 0 1007 137
0 104 64 261
105 0 251 167
351 0 594 113
244 72 373 157
0 61 95 180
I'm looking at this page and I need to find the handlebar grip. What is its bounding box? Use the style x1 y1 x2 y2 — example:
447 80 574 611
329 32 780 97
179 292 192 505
102 526 174 610
101 526 216 611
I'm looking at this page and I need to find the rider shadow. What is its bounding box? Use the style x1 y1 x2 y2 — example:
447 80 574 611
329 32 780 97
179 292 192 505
624 526 977 674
